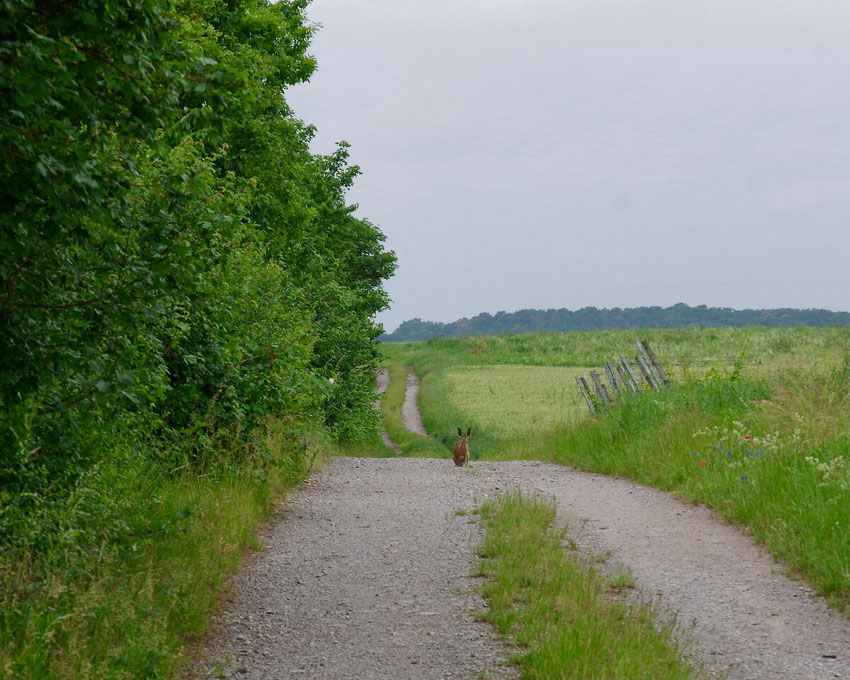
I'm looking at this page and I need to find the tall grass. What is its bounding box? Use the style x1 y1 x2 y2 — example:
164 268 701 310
469 369 850 610
0 428 323 679
478 491 696 679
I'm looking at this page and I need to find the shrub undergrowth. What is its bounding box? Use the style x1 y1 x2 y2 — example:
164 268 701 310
2 1 396 676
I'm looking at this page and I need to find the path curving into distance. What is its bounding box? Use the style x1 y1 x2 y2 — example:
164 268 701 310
401 369 428 436
194 370 850 680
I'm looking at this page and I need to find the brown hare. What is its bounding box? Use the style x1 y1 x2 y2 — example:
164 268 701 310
452 428 472 467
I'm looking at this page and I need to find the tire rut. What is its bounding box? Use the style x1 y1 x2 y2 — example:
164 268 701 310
401 369 427 436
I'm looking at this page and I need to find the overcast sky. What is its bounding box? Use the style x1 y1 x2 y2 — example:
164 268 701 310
286 0 850 333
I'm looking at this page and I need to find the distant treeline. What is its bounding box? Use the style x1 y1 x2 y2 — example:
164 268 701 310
382 304 850 341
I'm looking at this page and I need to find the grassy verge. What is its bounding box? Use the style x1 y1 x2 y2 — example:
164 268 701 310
470 371 850 612
0 434 325 679
337 441 399 458
477 491 696 679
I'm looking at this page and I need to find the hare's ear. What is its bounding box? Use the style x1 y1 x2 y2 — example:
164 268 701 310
466 428 472 436
457 428 463 437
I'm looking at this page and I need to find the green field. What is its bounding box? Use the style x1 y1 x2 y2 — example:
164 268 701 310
438 365 591 438
382 326 850 613
384 326 846 373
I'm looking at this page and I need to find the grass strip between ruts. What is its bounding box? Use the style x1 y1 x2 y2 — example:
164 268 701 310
477 490 697 680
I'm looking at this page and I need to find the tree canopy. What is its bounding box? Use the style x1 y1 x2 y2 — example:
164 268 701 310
1 0 396 553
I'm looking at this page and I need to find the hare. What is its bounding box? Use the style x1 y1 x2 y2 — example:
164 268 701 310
452 428 472 467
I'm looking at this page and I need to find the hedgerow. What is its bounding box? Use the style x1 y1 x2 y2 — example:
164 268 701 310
1 0 394 597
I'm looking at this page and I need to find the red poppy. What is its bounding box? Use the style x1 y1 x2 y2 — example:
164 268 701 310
699 461 707 466
744 435 751 440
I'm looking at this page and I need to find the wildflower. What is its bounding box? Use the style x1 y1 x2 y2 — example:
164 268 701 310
744 435 751 440
692 451 699 456
329 378 335 384
741 475 748 481
92 547 99 552
699 461 707 467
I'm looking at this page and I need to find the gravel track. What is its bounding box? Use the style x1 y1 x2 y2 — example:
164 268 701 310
193 371 850 680
401 370 427 436
193 459 519 680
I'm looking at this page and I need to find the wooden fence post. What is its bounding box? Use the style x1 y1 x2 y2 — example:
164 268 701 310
641 339 671 387
635 355 659 390
580 375 594 401
619 354 640 391
576 375 596 414
616 361 636 394
590 371 612 405
636 339 664 390
605 361 622 395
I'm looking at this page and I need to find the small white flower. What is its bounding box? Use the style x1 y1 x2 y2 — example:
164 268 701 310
328 378 335 384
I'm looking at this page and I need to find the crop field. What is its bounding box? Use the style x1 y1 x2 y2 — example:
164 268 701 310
438 365 590 438
385 325 846 377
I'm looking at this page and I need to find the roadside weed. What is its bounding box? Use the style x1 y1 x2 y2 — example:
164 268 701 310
477 491 695 679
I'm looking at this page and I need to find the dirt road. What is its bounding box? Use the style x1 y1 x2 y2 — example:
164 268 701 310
193 372 850 680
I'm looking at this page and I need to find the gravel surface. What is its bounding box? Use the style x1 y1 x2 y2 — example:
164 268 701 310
401 370 427 435
192 371 850 680
192 459 519 680
194 459 850 680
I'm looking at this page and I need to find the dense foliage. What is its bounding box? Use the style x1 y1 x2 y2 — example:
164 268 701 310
0 0 395 559
384 303 850 341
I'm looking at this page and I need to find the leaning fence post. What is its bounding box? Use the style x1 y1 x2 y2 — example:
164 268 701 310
616 361 635 394
636 339 664 390
641 340 670 387
619 355 640 392
581 375 599 411
635 355 659 390
605 361 622 395
589 370 612 405
576 375 596 414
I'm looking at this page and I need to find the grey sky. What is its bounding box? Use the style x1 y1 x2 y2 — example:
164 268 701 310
286 0 850 333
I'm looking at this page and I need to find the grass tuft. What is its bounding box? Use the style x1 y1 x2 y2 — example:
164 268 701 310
477 491 696 679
